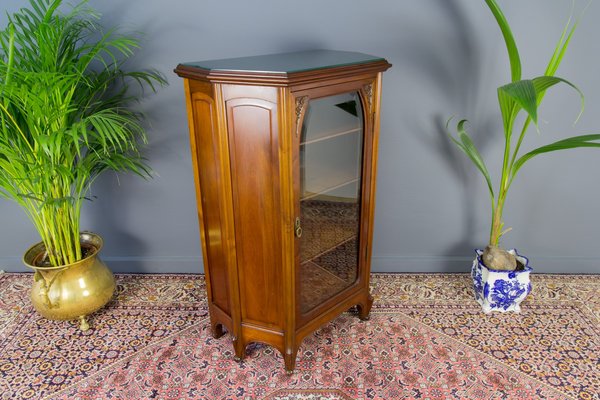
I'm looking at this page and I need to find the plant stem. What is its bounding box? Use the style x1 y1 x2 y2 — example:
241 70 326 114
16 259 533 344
490 114 515 246
490 191 507 246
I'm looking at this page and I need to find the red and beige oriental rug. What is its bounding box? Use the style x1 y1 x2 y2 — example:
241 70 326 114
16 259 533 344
0 272 598 399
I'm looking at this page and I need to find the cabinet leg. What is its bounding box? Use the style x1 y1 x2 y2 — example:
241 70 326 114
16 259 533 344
210 321 225 339
284 346 299 374
357 294 374 321
232 336 245 362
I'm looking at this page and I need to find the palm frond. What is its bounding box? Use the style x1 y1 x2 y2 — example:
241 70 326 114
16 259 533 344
484 0 521 82
447 119 494 199
449 0 594 247
511 134 600 181
0 0 165 266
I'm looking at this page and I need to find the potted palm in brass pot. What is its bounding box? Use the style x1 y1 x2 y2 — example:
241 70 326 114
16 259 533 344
448 0 600 313
0 0 164 329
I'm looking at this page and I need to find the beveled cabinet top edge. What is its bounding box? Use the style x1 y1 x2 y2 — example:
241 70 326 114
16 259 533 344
174 50 391 86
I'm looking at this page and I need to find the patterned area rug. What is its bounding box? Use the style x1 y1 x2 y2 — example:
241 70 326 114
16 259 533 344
0 273 598 399
299 200 359 313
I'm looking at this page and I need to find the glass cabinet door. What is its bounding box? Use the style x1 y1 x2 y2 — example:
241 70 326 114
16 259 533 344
299 92 364 314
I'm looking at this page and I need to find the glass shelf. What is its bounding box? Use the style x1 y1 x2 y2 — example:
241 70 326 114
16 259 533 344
301 178 358 201
300 127 361 146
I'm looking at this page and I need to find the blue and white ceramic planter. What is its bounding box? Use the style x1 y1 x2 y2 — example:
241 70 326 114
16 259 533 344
471 249 532 313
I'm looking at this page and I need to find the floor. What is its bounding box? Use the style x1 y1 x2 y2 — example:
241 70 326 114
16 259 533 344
0 272 598 399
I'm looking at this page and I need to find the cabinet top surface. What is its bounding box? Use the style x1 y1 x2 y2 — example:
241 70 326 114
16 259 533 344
180 50 386 74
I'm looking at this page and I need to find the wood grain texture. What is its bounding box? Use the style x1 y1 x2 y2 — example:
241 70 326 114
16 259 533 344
176 53 390 372
189 92 230 314
183 80 231 338
174 60 391 87
224 88 283 329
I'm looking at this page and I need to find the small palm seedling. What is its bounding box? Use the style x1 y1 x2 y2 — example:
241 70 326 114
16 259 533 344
448 0 600 270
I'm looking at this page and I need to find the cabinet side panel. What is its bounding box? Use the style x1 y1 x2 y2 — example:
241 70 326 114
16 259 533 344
190 93 230 314
226 96 283 329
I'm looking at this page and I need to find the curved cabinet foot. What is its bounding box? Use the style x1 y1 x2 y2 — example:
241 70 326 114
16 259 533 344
211 322 226 339
232 336 246 362
283 346 299 374
356 294 374 321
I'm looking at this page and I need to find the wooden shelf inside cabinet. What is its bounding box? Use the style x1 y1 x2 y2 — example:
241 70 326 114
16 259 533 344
175 50 391 373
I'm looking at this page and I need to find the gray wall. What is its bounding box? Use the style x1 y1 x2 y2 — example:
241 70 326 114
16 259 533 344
1 0 599 274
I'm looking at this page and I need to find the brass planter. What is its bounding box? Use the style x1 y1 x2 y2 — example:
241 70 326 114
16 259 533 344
23 232 115 331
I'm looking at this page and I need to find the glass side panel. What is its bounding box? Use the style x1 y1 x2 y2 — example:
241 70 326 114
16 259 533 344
299 92 363 314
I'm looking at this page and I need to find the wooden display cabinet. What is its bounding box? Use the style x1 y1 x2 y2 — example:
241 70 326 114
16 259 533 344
175 50 391 372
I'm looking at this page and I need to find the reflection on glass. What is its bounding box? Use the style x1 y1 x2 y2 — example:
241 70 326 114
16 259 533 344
299 92 363 314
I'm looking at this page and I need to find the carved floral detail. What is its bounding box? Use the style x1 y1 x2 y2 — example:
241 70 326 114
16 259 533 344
363 83 373 110
295 96 308 137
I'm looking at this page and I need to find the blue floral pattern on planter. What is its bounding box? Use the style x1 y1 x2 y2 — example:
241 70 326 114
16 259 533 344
472 263 484 301
471 249 532 313
489 279 527 310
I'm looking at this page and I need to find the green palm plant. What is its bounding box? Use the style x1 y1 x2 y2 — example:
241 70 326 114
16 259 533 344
0 0 165 267
449 0 600 258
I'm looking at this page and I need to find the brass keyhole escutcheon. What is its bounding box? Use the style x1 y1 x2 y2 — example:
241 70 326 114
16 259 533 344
294 217 302 238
